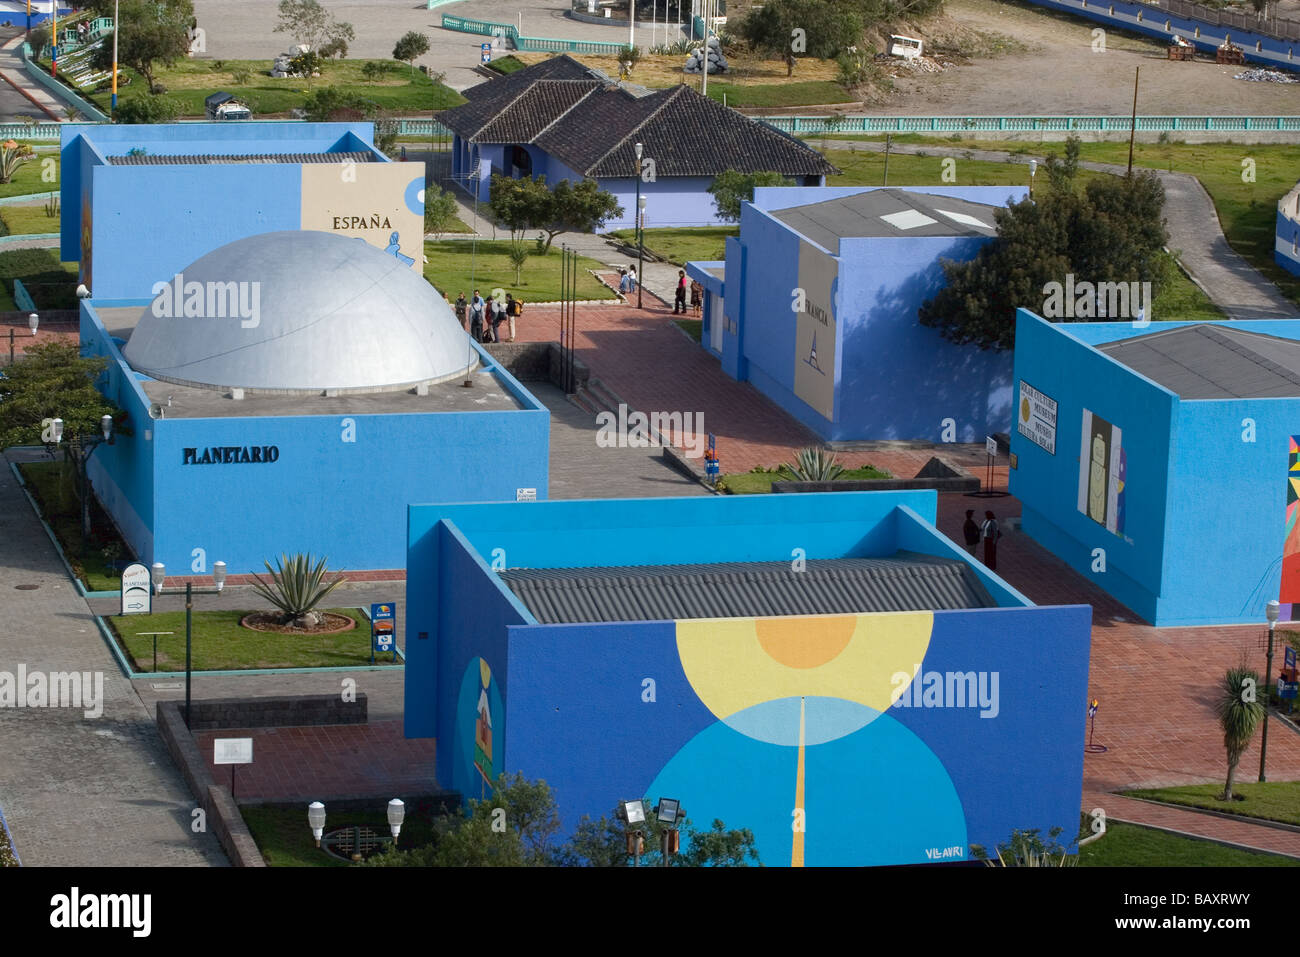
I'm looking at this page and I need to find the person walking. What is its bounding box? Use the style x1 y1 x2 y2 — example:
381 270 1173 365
674 270 688 315
505 293 521 342
962 510 980 556
627 265 638 293
454 292 468 331
490 297 508 343
469 289 485 343
618 268 630 295
980 510 1001 570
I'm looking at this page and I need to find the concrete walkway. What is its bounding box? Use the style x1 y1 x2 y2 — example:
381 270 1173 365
0 29 60 121
844 140 1297 320
0 451 227 865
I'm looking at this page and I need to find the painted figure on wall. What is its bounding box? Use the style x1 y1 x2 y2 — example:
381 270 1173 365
1281 435 1300 602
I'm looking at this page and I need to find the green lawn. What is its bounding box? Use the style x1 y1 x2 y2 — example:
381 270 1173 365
428 216 474 236
720 464 891 494
242 804 443 867
0 248 79 311
814 138 1300 307
1122 781 1300 828
704 79 855 108
675 318 702 342
59 57 464 118
107 608 392 672
1 202 60 236
0 153 60 199
1078 820 1300 867
610 226 736 266
17 460 131 592
423 240 612 301
486 55 528 75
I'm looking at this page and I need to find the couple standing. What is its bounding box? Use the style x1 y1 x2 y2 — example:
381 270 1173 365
963 509 1002 570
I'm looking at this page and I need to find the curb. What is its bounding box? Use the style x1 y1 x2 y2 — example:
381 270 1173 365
1102 812 1300 861
0 798 21 867
1116 793 1300 837
7 456 91 598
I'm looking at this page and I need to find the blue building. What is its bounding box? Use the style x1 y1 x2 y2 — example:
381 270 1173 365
686 185 1027 443
1278 181 1300 278
1010 309 1300 627
404 490 1092 866
437 55 835 230
61 122 425 299
82 231 549 575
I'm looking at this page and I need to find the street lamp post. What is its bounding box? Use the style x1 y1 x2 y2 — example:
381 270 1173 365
1028 159 1037 199
45 413 115 541
153 560 226 729
1260 599 1280 781
111 0 119 117
634 142 644 309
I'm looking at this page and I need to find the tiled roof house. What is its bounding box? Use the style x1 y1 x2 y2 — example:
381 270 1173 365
439 54 837 228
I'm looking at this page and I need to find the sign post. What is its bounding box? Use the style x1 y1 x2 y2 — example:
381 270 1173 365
371 602 396 664
120 562 152 615
214 737 253 799
704 433 719 487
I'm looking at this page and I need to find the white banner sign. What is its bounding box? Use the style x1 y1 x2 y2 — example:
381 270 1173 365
1017 380 1058 455
214 738 253 765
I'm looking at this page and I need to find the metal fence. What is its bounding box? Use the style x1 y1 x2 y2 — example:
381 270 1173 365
441 14 628 54
762 115 1300 133
1156 0 1300 42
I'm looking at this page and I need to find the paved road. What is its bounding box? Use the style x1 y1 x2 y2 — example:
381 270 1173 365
193 0 684 91
0 452 228 866
843 140 1296 320
0 28 59 121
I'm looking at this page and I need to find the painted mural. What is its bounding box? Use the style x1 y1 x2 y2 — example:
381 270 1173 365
792 239 838 420
453 656 503 801
1282 435 1300 603
300 164 425 270
1077 408 1126 537
650 613 966 867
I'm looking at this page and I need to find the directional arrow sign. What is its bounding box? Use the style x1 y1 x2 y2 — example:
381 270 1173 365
120 563 152 616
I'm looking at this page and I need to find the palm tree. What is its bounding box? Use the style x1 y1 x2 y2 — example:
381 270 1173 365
1216 665 1264 801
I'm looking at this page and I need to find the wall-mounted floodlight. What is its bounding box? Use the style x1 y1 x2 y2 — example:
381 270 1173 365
654 797 681 826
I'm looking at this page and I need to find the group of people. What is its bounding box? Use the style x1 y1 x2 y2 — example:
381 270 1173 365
963 510 1002 570
454 289 523 344
615 266 703 316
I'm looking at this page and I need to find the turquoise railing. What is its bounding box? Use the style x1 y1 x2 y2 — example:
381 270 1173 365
441 14 628 54
763 115 1300 133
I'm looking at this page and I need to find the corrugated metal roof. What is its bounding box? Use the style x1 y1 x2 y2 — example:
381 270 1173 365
500 552 995 624
1097 323 1300 399
106 151 377 166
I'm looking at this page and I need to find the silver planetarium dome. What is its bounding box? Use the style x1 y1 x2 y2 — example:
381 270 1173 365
123 230 475 394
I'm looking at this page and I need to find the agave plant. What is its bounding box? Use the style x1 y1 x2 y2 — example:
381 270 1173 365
785 447 845 482
972 827 1078 867
0 143 29 185
250 553 346 628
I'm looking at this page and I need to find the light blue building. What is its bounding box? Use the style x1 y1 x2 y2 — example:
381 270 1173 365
404 490 1092 866
438 55 835 230
1278 182 1300 278
686 185 1027 443
1010 309 1300 627
82 231 549 575
61 121 425 299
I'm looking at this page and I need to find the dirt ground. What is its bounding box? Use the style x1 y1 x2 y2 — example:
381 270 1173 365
868 0 1300 115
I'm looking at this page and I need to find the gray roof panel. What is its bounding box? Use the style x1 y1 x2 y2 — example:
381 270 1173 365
106 152 376 166
1097 323 1300 399
500 553 995 624
769 188 1000 253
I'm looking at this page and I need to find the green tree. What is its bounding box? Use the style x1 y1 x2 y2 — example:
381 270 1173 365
273 0 355 55
0 342 122 451
423 185 459 238
488 174 554 243
542 178 623 252
90 0 194 92
558 809 759 866
917 169 1168 351
508 242 528 283
707 169 795 223
971 826 1078 867
392 31 430 77
1217 666 1264 801
738 0 863 76
361 60 383 84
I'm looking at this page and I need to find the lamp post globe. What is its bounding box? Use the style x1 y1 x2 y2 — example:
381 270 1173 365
28 312 37 335
308 801 326 847
387 798 405 841
151 562 165 594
